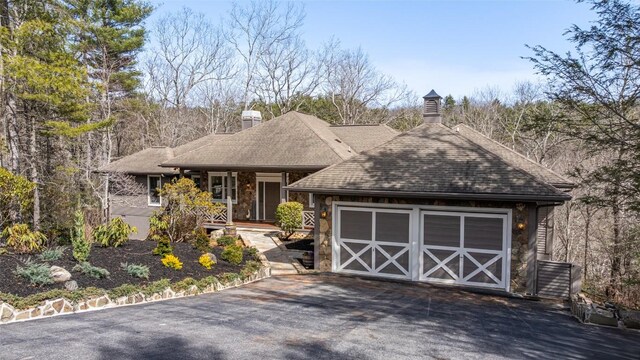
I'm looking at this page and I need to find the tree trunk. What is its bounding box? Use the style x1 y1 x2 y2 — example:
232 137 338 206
583 207 591 282
28 113 40 230
608 198 621 298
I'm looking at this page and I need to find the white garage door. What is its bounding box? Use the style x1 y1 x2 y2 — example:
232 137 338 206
420 211 509 289
335 207 412 280
334 205 511 291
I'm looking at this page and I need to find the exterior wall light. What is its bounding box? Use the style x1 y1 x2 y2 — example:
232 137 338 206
516 222 526 231
320 209 328 219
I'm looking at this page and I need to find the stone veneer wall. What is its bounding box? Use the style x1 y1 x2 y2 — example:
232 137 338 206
233 172 257 220
313 195 535 294
287 172 313 210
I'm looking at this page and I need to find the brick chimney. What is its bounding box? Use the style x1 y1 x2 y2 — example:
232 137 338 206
423 89 442 124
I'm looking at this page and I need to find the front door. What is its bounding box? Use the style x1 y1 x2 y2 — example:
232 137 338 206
257 179 281 221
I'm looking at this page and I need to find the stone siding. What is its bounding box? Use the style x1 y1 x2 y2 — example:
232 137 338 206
313 195 535 294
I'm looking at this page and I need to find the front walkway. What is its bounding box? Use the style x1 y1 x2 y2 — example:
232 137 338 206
239 231 298 275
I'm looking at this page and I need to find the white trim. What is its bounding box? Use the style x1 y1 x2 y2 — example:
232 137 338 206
331 201 512 291
256 174 282 221
334 205 413 280
147 175 162 207
309 193 315 208
208 172 237 204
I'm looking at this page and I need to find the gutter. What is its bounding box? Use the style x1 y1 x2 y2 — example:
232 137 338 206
282 186 572 203
159 164 327 172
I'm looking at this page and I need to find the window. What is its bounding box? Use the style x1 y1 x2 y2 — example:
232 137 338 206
190 174 201 189
309 193 315 208
147 175 161 206
208 172 237 203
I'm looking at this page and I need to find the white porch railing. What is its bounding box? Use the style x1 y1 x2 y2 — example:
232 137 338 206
303 210 315 229
209 204 228 224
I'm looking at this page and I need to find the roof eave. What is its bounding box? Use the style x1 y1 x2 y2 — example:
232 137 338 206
160 164 328 172
283 186 572 203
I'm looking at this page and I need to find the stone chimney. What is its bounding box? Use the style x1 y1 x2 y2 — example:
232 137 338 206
241 110 262 130
422 89 442 124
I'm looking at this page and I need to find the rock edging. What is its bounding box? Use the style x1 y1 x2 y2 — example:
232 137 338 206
0 265 271 325
570 294 640 329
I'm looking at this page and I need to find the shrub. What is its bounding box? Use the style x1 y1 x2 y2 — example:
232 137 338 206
240 260 262 279
93 217 137 248
246 246 259 259
221 244 243 265
0 168 35 231
38 247 64 262
121 263 150 279
275 201 303 239
161 254 183 270
1 224 47 254
217 235 236 247
152 235 173 256
158 178 225 242
15 259 53 286
193 227 210 253
71 210 90 262
72 262 110 279
199 254 216 269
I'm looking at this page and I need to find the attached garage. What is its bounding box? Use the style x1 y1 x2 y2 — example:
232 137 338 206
285 99 574 295
334 203 511 291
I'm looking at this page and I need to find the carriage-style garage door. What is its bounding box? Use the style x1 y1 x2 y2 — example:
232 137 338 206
334 205 511 291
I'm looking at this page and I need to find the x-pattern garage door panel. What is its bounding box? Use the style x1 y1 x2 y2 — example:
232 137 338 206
420 211 508 289
336 208 412 279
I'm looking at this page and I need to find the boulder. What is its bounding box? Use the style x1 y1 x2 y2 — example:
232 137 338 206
620 310 640 329
50 266 71 283
64 280 78 291
204 253 218 264
210 229 224 240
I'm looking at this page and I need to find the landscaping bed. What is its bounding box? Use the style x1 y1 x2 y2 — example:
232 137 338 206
284 238 313 251
0 240 254 298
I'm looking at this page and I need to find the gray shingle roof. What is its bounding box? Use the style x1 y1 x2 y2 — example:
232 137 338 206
98 147 177 175
162 111 396 170
328 125 398 153
286 123 571 202
453 124 574 188
98 133 230 175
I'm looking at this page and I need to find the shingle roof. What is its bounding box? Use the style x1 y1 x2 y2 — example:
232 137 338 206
453 124 574 188
98 147 177 175
328 125 398 153
98 133 230 175
162 111 396 170
286 123 572 202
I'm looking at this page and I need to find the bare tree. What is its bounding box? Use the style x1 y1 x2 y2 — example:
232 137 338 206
254 35 322 118
322 44 404 125
146 8 235 110
225 0 305 109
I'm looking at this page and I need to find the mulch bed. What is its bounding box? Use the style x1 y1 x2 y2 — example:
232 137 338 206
0 241 252 298
283 238 314 251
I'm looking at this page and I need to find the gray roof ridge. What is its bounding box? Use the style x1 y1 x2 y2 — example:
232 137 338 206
439 123 568 197
454 123 574 187
294 112 355 159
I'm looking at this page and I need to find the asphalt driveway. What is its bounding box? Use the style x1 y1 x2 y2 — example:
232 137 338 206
1 274 638 359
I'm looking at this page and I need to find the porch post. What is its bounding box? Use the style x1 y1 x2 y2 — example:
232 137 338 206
179 168 184 178
226 171 233 225
199 170 206 191
280 172 287 203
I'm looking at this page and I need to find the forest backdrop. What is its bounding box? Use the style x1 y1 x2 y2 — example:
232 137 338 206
0 0 638 307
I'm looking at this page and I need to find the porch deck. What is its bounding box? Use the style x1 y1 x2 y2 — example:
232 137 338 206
203 220 280 232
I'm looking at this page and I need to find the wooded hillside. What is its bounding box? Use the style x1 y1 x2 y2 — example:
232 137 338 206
0 0 638 307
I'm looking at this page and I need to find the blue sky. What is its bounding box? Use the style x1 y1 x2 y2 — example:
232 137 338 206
146 0 596 98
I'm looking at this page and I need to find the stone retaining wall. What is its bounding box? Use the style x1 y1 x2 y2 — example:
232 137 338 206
570 294 640 329
1 265 270 326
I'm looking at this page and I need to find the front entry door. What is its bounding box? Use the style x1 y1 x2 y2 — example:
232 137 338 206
258 180 281 221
